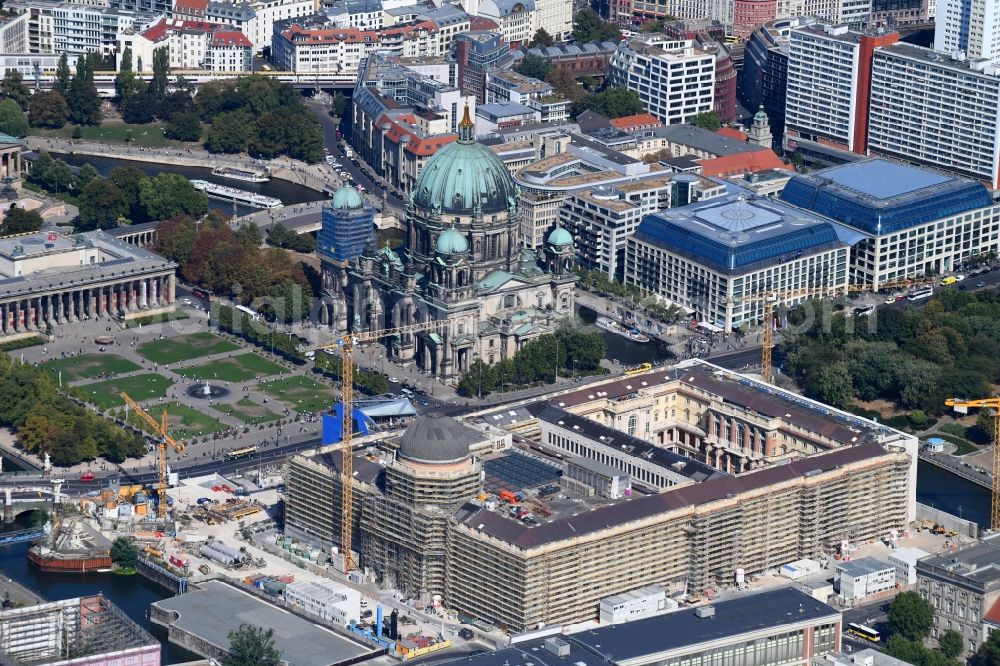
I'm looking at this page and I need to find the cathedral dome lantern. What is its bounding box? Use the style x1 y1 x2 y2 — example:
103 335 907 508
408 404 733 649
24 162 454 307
436 225 469 256
411 105 517 216
547 223 573 249
331 185 364 210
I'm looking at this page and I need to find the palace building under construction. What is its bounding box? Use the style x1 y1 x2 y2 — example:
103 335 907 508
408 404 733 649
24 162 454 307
285 360 917 632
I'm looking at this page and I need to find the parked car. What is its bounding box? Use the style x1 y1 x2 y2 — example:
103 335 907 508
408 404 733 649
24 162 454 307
458 628 474 640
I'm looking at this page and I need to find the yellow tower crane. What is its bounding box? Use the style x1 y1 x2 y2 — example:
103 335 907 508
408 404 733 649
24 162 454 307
945 397 1000 530
737 277 938 383
120 392 186 519
310 319 446 572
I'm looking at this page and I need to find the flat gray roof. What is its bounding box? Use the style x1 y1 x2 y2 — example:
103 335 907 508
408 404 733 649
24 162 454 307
836 556 893 577
153 580 375 666
917 536 1000 588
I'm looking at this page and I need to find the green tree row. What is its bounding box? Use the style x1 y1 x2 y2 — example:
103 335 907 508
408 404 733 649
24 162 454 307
457 326 607 397
155 213 313 323
215 305 306 365
0 355 145 465
268 223 316 253
314 349 389 396
781 287 1000 415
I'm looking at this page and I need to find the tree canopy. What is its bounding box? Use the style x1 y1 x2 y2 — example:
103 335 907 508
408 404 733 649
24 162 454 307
530 28 555 47
573 9 621 43
0 354 145 464
155 214 314 322
690 111 721 131
28 91 69 129
457 326 607 397
1 207 43 236
165 112 202 142
887 591 935 642
574 87 644 119
78 179 129 230
515 55 553 81
0 99 27 138
0 71 30 111
67 53 101 126
781 287 1000 416
138 173 208 221
221 624 282 666
110 537 139 568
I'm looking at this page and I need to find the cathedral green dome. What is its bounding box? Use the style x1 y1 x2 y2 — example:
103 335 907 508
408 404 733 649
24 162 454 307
412 107 517 216
331 186 364 210
436 226 469 255
547 224 573 247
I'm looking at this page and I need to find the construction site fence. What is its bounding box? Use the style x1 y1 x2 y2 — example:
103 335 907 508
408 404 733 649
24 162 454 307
916 502 979 539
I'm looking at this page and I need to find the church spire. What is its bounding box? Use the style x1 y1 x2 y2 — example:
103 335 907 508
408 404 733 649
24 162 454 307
458 103 475 143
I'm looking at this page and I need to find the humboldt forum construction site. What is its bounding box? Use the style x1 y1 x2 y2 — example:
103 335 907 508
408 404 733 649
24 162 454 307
285 359 919 632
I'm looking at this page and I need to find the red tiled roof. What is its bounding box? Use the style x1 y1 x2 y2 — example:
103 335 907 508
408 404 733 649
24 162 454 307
697 148 792 177
406 134 456 156
610 112 662 131
282 24 379 45
174 0 208 14
717 126 748 141
378 113 457 156
986 598 1000 626
141 18 221 42
211 31 252 48
469 16 500 30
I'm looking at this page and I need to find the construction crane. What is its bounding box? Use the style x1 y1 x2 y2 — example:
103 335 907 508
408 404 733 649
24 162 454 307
945 397 1000 529
736 277 938 383
120 392 186 519
310 319 446 572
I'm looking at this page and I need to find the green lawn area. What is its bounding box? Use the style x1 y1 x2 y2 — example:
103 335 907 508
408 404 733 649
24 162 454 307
137 332 240 365
213 398 281 425
126 311 189 328
29 122 184 148
126 401 227 438
174 353 287 382
75 373 173 410
259 376 337 413
40 354 140 383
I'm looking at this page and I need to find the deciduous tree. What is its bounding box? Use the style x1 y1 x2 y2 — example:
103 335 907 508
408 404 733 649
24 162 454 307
78 178 128 230
530 28 555 47
139 173 208 220
888 591 935 642
690 111 721 131
1 207 43 235
28 91 68 129
164 112 202 141
54 53 71 96
0 99 27 138
0 71 30 111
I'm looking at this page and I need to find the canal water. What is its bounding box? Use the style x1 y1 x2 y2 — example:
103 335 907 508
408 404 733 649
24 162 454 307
917 458 990 527
53 153 324 217
0 537 198 663
578 306 675 366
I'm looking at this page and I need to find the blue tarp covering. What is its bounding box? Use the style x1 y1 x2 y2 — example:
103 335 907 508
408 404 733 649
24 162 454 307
322 402 376 444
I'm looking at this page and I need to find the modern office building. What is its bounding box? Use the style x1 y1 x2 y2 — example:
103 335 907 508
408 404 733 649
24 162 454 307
0 230 177 339
625 193 853 332
608 36 716 126
559 175 723 281
916 536 1000 652
454 31 511 104
934 0 998 60
287 357 916 631
779 159 999 286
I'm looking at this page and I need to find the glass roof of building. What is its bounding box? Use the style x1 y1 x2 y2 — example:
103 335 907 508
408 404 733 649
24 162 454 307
780 158 993 235
633 195 850 273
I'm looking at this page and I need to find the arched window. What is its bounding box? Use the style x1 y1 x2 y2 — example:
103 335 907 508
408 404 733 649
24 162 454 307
627 414 637 436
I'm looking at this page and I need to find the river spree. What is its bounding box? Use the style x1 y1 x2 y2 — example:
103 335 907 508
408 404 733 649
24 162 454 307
54 153 323 217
